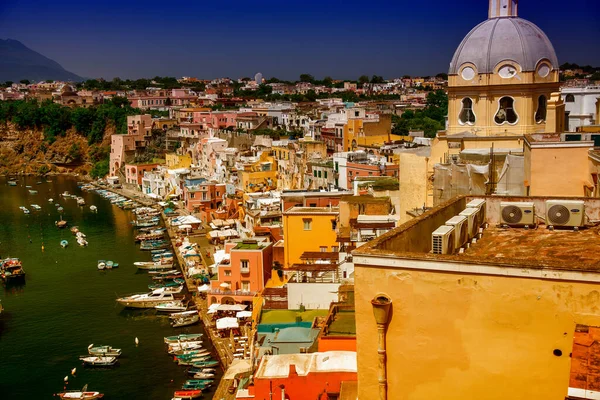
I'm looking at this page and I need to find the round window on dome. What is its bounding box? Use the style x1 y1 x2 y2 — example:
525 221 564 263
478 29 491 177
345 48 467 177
461 66 476 81
498 64 518 79
537 64 551 78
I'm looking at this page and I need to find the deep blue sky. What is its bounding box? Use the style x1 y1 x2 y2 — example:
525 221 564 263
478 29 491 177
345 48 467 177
0 0 598 80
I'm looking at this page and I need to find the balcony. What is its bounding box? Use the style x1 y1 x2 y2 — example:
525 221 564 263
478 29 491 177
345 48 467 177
240 265 250 274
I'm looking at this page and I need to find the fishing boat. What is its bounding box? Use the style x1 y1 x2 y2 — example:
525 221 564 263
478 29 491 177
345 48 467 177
71 226 80 234
79 356 118 367
167 342 204 354
116 288 180 309
30 204 41 210
185 379 214 385
77 197 86 206
77 237 88 247
48 198 54 202
182 382 211 390
57 206 64 213
56 385 104 399
134 260 173 270
170 311 200 328
187 368 215 375
76 232 87 238
150 248 169 254
8 180 17 186
90 205 97 212
173 390 202 399
0 258 26 281
164 333 203 344
61 191 70 197
155 301 187 313
28 189 38 195
88 344 122 357
56 220 68 229
61 240 69 248
19 206 29 214
148 279 184 290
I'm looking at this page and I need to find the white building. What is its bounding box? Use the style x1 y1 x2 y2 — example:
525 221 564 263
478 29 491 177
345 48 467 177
561 85 600 131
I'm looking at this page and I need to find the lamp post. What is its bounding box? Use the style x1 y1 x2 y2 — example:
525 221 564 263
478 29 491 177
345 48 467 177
371 293 392 400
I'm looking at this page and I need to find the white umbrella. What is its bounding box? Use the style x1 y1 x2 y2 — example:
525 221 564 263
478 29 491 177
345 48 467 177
220 282 231 289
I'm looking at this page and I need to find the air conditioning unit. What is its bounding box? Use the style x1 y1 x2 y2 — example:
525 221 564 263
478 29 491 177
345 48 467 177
466 199 486 226
432 225 456 255
546 200 585 228
446 215 468 249
500 202 535 226
459 208 480 239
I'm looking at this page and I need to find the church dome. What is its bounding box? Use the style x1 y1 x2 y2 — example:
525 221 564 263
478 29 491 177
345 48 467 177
448 17 558 75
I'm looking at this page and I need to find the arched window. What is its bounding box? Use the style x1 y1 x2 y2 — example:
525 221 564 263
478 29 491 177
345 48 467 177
565 94 575 103
458 98 476 125
535 95 547 123
494 97 518 125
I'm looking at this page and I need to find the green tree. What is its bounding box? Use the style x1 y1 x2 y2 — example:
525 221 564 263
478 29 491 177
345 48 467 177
20 79 30 85
322 76 333 87
299 74 314 83
435 73 448 80
370 75 385 84
358 75 369 86
90 159 109 178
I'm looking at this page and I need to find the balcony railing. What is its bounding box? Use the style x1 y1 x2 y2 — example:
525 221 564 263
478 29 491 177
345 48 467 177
208 288 256 297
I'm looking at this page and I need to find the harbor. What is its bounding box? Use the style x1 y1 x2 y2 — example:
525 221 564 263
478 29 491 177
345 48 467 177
0 176 221 399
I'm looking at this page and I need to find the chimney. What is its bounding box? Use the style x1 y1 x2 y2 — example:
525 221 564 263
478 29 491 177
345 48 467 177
288 364 298 377
489 0 518 18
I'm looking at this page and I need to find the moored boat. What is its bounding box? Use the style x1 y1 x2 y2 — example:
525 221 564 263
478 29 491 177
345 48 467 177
90 205 97 212
164 333 203 344
170 311 199 328
134 260 173 270
155 301 187 313
61 240 69 248
88 344 122 357
79 356 118 367
173 390 202 399
116 288 180 308
57 386 104 399
8 180 17 186
56 220 68 229
0 258 25 281
28 189 38 195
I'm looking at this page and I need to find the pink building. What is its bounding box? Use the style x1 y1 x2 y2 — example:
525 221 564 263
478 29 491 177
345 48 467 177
209 240 273 305
183 181 226 213
125 163 160 187
109 115 152 176
346 162 398 188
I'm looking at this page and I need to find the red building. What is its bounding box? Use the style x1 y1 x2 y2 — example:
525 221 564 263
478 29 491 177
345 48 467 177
346 162 397 189
124 163 161 187
280 190 352 212
240 351 357 400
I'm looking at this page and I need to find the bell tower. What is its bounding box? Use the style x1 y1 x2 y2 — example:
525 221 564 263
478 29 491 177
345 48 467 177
489 0 518 18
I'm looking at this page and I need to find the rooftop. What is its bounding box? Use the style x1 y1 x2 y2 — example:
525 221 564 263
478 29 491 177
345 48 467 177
260 309 329 325
283 206 339 215
354 195 600 274
255 351 357 379
326 310 356 337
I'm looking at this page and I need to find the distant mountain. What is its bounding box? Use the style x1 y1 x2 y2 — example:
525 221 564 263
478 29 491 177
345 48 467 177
0 39 83 83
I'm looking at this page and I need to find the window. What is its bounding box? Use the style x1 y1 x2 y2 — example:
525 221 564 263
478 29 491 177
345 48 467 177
224 270 232 276
331 219 337 230
313 170 317 177
498 64 518 78
565 94 575 103
331 246 339 252
320 246 327 252
303 218 312 230
190 193 195 199
309 203 317 207
458 98 476 125
318 170 322 178
461 66 475 80
202 192 207 200
494 97 518 125
241 281 250 291
535 95 547 123
240 260 249 272
324 171 328 179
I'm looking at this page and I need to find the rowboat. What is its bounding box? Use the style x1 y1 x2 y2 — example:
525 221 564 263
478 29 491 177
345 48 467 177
173 390 202 399
30 204 41 210
88 344 122 357
98 260 118 270
8 181 17 186
28 190 38 194
182 382 211 390
61 240 69 248
187 368 215 375
186 379 214 385
90 205 98 212
175 350 210 360
168 342 204 354
77 197 86 206
170 311 200 328
77 237 88 247
192 372 214 379
19 206 29 214
191 360 219 368
79 356 118 366
164 333 203 344
155 301 187 313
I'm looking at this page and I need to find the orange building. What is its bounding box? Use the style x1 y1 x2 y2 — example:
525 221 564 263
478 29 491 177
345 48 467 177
209 239 273 305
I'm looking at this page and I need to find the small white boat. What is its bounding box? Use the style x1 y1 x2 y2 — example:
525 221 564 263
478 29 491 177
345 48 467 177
88 344 122 357
79 356 118 366
77 238 88 247
192 372 214 379
134 261 173 270
164 333 204 344
61 240 69 248
57 385 104 399
77 197 86 206
90 205 97 212
48 198 54 203
170 311 199 328
155 301 187 313
30 204 41 210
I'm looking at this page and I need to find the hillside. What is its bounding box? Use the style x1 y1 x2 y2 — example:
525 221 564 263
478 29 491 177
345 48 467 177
0 39 83 82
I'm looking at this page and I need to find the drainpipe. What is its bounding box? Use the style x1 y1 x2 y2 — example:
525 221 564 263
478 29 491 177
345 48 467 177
371 293 392 400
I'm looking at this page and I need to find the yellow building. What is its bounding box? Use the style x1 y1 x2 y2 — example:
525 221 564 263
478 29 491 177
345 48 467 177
343 111 404 151
239 152 277 192
282 207 339 269
524 134 595 196
353 195 600 400
165 153 192 169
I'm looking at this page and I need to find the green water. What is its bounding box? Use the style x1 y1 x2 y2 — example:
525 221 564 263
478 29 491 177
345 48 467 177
0 176 218 399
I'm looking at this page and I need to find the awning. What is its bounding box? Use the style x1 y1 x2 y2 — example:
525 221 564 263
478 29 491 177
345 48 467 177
197 284 210 292
218 304 247 311
236 310 252 319
216 317 239 330
207 303 220 314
